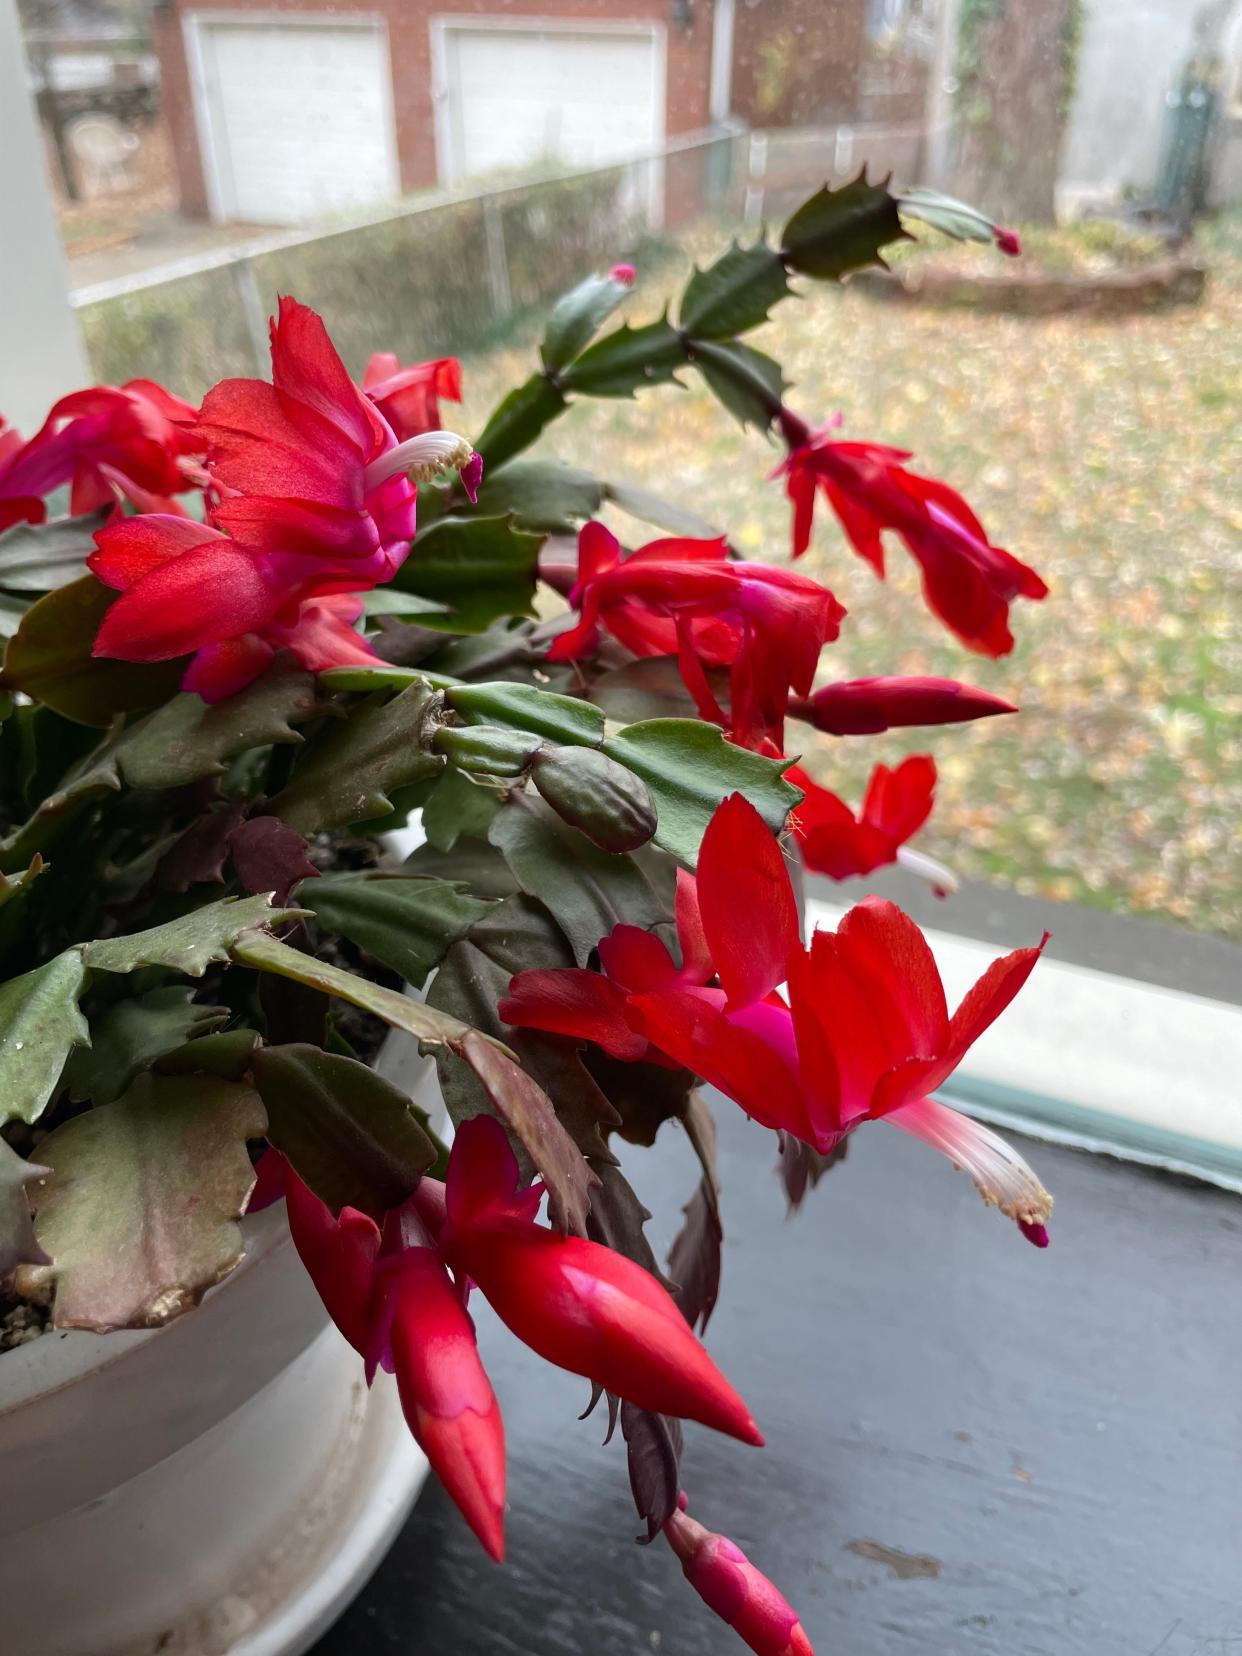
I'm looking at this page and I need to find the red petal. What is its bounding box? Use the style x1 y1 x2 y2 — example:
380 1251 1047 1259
92 540 278 662
674 869 713 984
499 967 648 1060
623 534 728 567
784 457 818 558
275 595 376 672
598 924 679 992
861 755 936 844
181 635 275 702
269 295 377 455
89 514 225 591
444 1218 762 1445
445 1114 524 1228
577 519 623 584
697 793 798 1008
284 1167 382 1356
212 494 379 560
196 378 361 505
835 898 948 1057
947 934 1048 1063
627 987 805 1136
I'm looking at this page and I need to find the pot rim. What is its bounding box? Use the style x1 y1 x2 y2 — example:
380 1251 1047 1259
0 1200 288 1417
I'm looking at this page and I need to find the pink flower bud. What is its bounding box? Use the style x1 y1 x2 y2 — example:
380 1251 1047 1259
664 1503 814 1656
995 226 1021 256
441 1118 763 1445
386 1251 507 1561
610 263 637 285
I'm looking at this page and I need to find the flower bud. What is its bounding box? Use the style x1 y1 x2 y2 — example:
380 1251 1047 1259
440 1121 761 1445
793 675 1016 735
530 744 657 852
386 1251 507 1562
664 1502 814 1656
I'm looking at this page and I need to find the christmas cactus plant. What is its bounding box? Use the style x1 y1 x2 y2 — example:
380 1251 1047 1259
0 177 1052 1653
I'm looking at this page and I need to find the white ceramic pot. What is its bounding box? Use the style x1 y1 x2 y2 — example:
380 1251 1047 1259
0 1030 442 1656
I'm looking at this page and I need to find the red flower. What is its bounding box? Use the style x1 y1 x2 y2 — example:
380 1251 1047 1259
503 794 1052 1243
664 1496 813 1656
437 1117 763 1446
362 351 462 443
787 755 936 879
284 1164 507 1561
0 381 201 522
776 427 1046 656
195 297 423 586
282 1115 762 1560
791 674 1016 735
91 298 480 700
547 521 845 750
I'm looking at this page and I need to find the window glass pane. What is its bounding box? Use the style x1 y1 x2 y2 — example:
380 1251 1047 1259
5 0 1241 1164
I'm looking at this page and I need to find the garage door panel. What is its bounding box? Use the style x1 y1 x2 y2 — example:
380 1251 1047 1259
444 28 661 181
198 22 398 225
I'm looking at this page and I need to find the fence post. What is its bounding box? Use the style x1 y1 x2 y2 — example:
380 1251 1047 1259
481 196 512 319
743 130 767 225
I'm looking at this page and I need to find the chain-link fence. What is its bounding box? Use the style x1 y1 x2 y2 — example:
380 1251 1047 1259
71 117 935 397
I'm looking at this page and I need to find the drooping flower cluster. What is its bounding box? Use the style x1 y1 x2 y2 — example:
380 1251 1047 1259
88 298 478 700
281 1115 761 1562
504 792 1052 1244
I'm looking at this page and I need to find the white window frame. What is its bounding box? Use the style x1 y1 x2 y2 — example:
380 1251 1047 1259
183 10 401 226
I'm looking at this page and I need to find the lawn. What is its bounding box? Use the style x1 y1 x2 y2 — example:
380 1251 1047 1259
450 215 1242 942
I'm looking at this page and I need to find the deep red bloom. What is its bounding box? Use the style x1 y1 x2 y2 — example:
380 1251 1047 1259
776 430 1046 656
438 1117 763 1446
791 675 1016 735
362 351 462 442
547 521 845 749
787 755 935 879
91 298 479 700
503 794 1052 1242
283 1165 507 1560
664 1497 813 1656
0 381 201 521
195 297 422 587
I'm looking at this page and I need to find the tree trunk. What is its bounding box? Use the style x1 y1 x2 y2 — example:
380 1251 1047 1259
952 0 1078 225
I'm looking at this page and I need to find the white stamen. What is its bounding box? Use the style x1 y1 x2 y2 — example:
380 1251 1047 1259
897 843 959 896
364 430 475 491
888 1095 1053 1226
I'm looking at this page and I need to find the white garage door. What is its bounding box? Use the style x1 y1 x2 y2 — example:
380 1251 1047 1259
192 19 399 225
437 25 663 183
